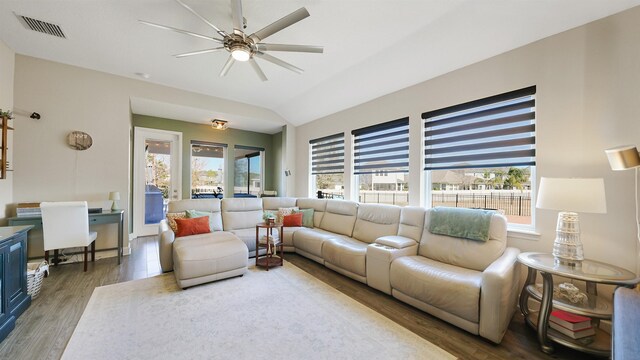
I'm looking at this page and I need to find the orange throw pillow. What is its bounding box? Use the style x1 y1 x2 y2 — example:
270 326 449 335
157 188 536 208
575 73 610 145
174 216 210 237
283 213 303 227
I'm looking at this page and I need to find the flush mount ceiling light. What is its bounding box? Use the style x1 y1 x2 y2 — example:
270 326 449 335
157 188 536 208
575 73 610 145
211 119 228 130
139 0 323 81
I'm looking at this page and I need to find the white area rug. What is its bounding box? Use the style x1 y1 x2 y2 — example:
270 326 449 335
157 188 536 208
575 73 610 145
62 262 455 360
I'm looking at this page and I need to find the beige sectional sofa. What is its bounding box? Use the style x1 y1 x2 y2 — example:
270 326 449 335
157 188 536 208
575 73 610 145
158 197 520 344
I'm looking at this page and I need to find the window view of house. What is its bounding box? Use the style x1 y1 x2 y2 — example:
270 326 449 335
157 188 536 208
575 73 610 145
190 142 225 199
145 140 171 224
310 133 345 198
354 118 410 206
424 87 536 226
234 147 263 197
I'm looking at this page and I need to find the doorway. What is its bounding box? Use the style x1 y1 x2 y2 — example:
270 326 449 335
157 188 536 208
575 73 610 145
233 146 264 197
133 127 182 237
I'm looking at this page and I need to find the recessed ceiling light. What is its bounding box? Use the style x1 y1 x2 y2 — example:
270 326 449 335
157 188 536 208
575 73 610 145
135 72 151 79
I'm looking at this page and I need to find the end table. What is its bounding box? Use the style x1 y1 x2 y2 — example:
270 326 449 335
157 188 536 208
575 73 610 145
255 222 284 270
517 252 639 357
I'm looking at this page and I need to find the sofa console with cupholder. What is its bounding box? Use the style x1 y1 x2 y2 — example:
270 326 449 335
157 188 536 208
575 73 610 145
158 197 520 344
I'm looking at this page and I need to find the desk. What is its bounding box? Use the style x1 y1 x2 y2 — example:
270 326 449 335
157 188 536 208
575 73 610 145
7 210 125 264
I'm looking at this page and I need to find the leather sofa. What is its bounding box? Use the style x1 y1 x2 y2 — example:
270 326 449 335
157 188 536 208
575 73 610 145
158 197 520 343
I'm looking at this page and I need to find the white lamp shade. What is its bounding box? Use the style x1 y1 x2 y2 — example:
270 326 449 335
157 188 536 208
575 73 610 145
605 145 640 171
536 177 607 214
109 191 121 201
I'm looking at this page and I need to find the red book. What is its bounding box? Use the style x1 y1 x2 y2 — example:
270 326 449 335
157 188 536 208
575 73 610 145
550 310 592 331
549 321 595 339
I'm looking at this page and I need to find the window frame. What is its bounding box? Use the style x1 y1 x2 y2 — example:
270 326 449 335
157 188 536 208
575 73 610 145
189 140 227 198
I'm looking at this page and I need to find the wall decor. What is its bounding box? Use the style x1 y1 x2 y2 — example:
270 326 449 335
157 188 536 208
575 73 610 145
0 109 15 179
67 131 93 150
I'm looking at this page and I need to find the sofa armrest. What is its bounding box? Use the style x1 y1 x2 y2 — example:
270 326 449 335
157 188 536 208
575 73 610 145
159 220 175 272
613 287 640 360
479 247 521 344
375 235 417 249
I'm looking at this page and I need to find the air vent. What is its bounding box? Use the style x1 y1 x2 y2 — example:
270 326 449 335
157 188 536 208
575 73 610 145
15 13 66 38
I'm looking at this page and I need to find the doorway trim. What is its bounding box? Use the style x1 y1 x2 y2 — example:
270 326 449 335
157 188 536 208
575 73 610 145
133 127 183 238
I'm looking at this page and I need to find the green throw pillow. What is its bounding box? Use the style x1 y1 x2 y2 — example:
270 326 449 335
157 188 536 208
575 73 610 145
185 210 215 232
296 208 315 228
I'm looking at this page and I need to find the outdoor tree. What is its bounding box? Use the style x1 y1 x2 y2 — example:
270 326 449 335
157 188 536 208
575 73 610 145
146 153 170 198
504 167 529 190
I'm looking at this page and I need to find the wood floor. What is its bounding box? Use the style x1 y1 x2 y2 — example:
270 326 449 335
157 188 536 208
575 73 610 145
0 236 602 360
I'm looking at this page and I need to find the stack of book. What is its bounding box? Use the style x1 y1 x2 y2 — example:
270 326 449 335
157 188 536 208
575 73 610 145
16 202 41 217
549 310 595 341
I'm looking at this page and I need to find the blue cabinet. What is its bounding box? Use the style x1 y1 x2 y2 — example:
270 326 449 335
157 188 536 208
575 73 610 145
0 226 33 343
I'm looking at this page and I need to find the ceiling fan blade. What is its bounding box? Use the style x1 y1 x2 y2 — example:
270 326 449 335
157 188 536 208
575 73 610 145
173 47 225 58
220 55 236 77
249 7 309 43
255 52 303 74
231 0 244 33
174 0 228 38
139 20 223 43
256 43 323 53
249 59 268 81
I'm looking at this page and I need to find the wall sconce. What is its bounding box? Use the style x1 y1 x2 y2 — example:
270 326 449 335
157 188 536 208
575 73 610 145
211 119 228 130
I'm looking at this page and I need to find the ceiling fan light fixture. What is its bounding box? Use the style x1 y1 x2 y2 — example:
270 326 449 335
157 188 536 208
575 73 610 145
211 119 228 130
230 44 251 61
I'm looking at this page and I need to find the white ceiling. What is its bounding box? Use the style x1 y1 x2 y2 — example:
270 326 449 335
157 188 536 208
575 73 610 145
2 0 639 133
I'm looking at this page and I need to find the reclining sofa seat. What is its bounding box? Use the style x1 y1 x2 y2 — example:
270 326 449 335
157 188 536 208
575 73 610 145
221 198 266 257
323 203 401 283
291 198 335 264
159 198 223 272
389 208 521 343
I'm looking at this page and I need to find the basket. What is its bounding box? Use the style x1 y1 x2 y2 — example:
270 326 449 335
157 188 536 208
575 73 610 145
27 261 48 300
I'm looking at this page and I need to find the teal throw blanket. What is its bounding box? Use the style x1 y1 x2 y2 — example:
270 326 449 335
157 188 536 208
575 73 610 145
429 207 495 242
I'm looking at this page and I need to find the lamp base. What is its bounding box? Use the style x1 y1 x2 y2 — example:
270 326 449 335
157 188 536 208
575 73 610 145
111 200 119 211
552 211 584 267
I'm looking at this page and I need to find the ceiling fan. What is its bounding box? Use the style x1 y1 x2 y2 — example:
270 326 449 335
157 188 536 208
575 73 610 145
140 0 323 81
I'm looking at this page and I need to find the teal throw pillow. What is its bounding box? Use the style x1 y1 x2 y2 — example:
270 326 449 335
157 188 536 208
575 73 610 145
297 208 315 228
185 210 216 232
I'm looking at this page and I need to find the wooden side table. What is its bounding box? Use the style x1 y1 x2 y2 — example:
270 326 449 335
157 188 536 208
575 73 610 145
517 252 639 357
255 222 284 270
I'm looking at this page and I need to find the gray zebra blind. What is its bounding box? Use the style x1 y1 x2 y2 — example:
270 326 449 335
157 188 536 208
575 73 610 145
423 86 536 171
310 133 344 175
352 117 409 175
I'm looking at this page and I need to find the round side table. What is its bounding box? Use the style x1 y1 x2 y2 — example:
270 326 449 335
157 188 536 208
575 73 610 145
255 222 284 270
517 252 638 357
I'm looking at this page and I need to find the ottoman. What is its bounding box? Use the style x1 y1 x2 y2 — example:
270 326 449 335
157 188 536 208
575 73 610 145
173 231 248 289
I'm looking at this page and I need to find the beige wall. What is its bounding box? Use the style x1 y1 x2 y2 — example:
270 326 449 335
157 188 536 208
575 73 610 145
12 55 286 257
0 40 14 224
294 7 640 273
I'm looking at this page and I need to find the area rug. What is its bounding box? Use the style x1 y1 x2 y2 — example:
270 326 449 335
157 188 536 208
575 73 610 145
62 262 455 360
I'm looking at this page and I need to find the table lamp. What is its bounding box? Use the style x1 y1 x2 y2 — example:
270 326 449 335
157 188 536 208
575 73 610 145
536 177 607 266
109 191 121 211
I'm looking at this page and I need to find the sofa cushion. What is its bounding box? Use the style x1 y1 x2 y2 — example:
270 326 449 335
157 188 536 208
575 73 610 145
398 206 426 242
166 212 186 232
173 232 247 281
319 200 358 237
296 198 327 227
390 256 482 323
174 216 210 237
418 208 507 272
221 198 263 230
185 209 223 231
276 207 299 224
322 237 368 277
293 228 337 258
352 203 400 244
228 227 279 254
169 198 221 213
283 213 303 227
262 197 297 210
297 208 315 228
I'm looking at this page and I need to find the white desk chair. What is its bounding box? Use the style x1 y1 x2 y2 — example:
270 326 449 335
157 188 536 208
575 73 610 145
40 201 98 272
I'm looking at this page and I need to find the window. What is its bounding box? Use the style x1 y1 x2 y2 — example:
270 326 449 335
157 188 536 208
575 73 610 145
353 117 409 206
234 145 264 197
423 86 536 226
190 141 226 199
310 133 344 199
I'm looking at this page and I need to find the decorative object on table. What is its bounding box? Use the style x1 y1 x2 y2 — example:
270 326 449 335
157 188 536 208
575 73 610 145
605 145 640 275
262 210 276 224
536 177 607 266
534 282 589 305
16 202 41 217
67 130 93 150
26 260 49 300
109 191 121 211
210 119 228 130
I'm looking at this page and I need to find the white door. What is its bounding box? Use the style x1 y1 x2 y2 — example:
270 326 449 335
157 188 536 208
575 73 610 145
133 127 182 237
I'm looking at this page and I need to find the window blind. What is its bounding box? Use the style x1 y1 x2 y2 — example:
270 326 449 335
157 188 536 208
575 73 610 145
423 86 536 171
310 133 344 175
352 117 409 175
